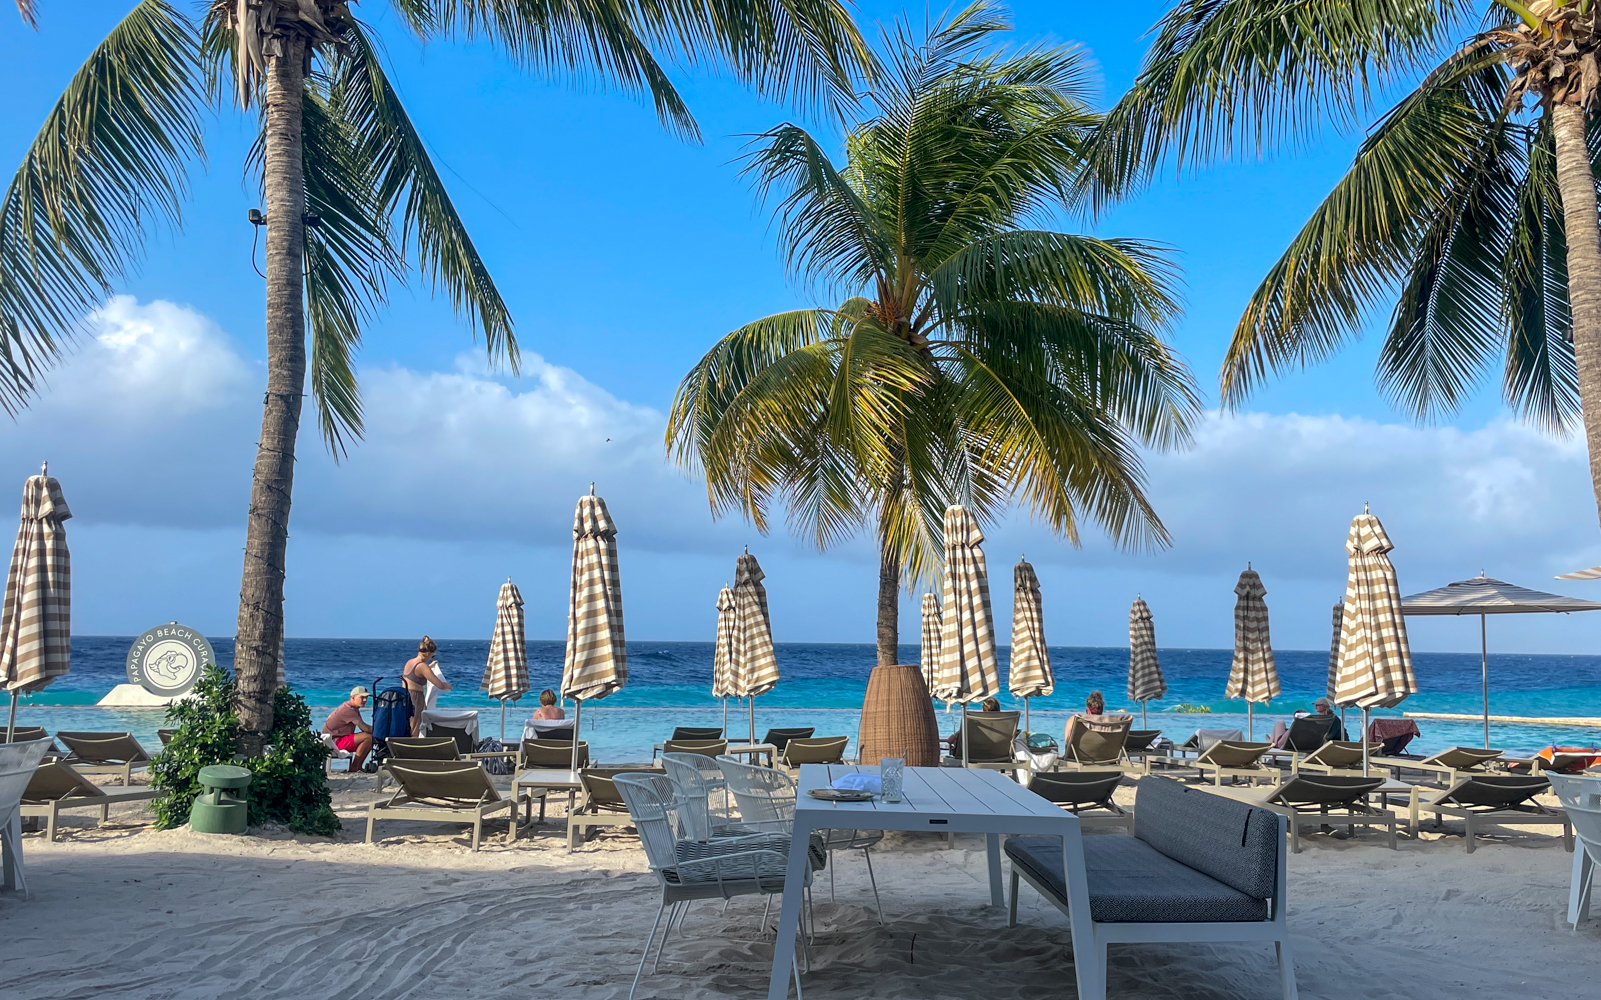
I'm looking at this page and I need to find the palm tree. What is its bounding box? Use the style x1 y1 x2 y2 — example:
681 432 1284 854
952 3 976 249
1090 1 1601 522
3 0 870 746
667 2 1200 667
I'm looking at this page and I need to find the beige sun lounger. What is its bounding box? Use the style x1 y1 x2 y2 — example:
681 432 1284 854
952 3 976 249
943 711 1026 776
780 737 847 768
1422 775 1573 853
568 767 658 849
1057 714 1133 773
21 762 158 841
1212 775 1397 853
1194 741 1281 786
54 732 152 785
1372 746 1504 787
1027 770 1132 832
1291 741 1385 778
366 760 531 851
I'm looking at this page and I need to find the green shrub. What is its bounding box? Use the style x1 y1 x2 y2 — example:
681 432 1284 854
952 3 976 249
150 664 339 835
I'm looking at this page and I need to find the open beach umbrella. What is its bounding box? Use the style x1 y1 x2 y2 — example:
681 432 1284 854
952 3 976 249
1333 509 1416 772
1127 597 1166 729
561 489 627 772
711 586 737 735
730 551 779 746
481 580 529 741
1008 559 1053 733
920 592 941 692
1401 574 1600 749
932 505 999 766
1 466 71 743
1225 566 1279 740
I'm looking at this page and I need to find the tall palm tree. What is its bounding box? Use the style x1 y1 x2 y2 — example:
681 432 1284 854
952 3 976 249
667 2 1200 666
3 0 871 745
1090 1 1601 522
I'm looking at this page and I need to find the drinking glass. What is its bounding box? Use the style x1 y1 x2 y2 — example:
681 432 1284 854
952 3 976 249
881 756 905 803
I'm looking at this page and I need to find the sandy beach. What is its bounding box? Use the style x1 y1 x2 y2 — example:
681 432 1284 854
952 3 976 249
3 773 1597 1000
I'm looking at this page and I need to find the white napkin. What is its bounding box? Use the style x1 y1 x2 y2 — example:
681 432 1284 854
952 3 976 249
830 773 882 793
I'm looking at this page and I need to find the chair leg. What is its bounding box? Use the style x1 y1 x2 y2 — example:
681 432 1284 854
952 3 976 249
1464 816 1476 854
471 816 481 852
631 898 669 1000
862 847 884 925
762 893 774 930
828 847 836 902
1008 870 1020 927
653 902 684 974
1276 938 1299 1000
1570 849 1595 928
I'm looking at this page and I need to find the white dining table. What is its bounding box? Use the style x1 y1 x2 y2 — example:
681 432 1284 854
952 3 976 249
767 763 1086 1000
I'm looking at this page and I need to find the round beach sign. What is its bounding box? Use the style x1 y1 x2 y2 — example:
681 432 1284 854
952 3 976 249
126 622 214 698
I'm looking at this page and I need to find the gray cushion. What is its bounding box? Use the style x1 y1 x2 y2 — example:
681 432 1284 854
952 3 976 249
1006 836 1269 923
1133 775 1278 900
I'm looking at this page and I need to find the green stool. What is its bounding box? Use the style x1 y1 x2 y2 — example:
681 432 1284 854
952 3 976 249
189 764 252 834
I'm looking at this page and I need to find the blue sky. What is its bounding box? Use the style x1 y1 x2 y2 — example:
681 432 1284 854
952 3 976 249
3 2 1599 654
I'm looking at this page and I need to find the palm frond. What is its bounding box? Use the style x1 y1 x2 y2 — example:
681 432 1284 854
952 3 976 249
0 0 204 412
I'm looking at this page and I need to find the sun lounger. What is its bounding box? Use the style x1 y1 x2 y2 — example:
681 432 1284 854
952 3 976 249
1 726 50 747
1162 728 1245 768
1194 741 1280 786
1027 770 1132 832
569 767 659 849
1548 774 1601 927
386 736 461 760
780 737 848 768
156 729 177 747
1058 715 1133 773
517 739 589 771
53 732 152 785
1212 775 1396 852
20 761 159 842
761 728 815 754
663 739 728 760
1291 741 1385 778
420 723 475 756
1121 729 1165 774
1372 746 1504 787
1276 715 1341 757
1 740 52 896
671 727 722 742
943 711 1024 776
1422 775 1572 853
365 760 530 851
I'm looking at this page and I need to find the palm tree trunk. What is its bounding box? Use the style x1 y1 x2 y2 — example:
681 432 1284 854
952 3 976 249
234 36 308 751
875 515 900 666
1552 101 1601 526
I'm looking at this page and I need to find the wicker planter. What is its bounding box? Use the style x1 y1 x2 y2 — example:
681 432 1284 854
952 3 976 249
857 663 940 767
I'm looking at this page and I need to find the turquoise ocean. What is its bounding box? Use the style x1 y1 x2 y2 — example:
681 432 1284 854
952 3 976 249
11 637 1601 760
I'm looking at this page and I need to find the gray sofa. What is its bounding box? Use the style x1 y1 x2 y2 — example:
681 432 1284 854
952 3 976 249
1007 774 1296 1000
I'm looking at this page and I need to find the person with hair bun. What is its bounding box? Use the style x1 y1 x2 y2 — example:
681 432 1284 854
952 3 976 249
402 636 450 735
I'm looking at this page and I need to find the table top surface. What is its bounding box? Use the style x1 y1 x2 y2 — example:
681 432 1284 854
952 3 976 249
511 769 583 787
795 764 1064 822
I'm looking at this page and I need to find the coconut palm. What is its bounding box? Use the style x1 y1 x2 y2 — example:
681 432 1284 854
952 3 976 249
1090 1 1601 521
667 3 1200 666
3 0 870 743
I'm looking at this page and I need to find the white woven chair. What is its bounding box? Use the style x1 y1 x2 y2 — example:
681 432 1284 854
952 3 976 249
613 773 810 1000
1549 774 1601 928
718 755 885 923
660 752 735 842
1 739 53 897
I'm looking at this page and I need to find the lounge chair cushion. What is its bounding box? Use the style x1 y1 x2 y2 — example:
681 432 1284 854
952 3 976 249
1133 776 1279 900
1005 836 1269 923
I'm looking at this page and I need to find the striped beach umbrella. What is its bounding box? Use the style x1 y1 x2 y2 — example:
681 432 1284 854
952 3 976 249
731 551 779 745
481 580 529 740
1225 566 1279 740
933 505 999 766
919 592 941 692
711 586 737 732
1 466 71 743
1127 597 1166 728
1008 559 1053 733
1333 508 1416 770
561 490 627 771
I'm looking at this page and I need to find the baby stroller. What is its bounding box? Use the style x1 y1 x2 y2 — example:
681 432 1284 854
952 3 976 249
368 676 413 772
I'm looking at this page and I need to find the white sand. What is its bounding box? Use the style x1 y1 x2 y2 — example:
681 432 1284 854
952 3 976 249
2 772 1598 999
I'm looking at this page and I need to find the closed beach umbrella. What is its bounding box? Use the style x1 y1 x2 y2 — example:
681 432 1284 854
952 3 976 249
561 489 627 771
1008 559 1053 733
933 505 999 765
1225 566 1279 740
920 592 941 691
711 586 737 734
731 551 779 745
1333 508 1416 771
481 580 529 741
1127 597 1166 728
1326 602 1344 733
1401 573 1600 749
1 466 71 743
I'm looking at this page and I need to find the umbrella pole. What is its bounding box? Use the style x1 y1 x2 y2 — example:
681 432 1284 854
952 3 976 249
1247 702 1254 742
5 690 17 743
1141 701 1147 730
500 700 507 743
571 700 583 774
1023 696 1030 735
749 695 756 747
722 697 728 736
1480 613 1490 750
962 702 970 768
1362 708 1371 776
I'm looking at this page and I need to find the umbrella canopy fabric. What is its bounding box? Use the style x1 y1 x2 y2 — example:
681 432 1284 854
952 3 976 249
1333 512 1416 710
481 581 529 702
1225 568 1280 705
731 553 779 699
1401 576 1601 615
1127 598 1166 704
711 587 737 699
1008 560 1053 699
561 493 627 703
919 592 941 690
932 505 999 705
1325 603 1342 700
0 471 72 698
1557 566 1601 580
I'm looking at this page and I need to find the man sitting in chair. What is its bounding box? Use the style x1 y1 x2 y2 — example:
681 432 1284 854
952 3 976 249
944 697 1002 750
323 686 374 772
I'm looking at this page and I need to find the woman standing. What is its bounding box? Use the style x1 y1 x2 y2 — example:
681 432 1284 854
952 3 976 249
402 637 451 735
